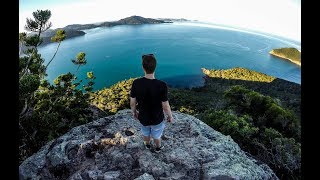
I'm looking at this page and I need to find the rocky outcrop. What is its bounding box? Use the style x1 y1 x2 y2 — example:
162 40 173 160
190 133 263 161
19 109 278 180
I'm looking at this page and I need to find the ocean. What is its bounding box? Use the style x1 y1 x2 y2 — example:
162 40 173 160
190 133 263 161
38 22 301 90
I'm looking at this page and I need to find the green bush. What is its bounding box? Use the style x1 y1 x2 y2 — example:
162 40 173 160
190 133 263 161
260 127 282 144
271 138 301 174
224 85 300 141
200 110 259 146
255 129 301 179
19 74 40 97
200 108 301 179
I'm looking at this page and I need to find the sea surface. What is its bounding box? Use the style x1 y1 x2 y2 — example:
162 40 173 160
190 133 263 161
39 22 301 90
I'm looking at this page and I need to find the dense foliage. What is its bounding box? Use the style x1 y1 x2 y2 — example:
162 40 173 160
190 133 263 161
201 110 259 148
270 47 301 64
91 78 136 114
198 86 300 179
224 85 300 141
19 10 99 163
202 67 276 82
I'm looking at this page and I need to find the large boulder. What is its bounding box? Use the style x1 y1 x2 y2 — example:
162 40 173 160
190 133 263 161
19 109 278 180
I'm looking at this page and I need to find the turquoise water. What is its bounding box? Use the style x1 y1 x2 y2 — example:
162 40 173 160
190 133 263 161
39 22 301 90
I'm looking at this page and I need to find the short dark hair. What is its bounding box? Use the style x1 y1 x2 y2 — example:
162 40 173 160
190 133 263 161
142 54 156 74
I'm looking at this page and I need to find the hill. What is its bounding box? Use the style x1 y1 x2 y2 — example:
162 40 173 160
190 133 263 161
269 47 301 66
20 29 85 54
64 15 167 31
39 29 86 46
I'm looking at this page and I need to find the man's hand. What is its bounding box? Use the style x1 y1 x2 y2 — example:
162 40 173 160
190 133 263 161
167 115 174 123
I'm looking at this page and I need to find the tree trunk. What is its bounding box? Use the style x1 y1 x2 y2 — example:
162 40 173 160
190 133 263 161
21 27 42 79
19 42 22 55
19 98 28 117
45 42 61 69
76 65 81 74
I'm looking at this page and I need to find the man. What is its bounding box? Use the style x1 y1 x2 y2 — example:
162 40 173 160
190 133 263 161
130 54 174 153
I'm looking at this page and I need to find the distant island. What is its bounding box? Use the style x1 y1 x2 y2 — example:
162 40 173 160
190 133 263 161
156 18 190 22
64 15 167 31
21 16 168 49
269 47 301 66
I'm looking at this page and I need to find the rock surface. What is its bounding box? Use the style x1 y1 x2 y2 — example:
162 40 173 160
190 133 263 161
19 109 278 180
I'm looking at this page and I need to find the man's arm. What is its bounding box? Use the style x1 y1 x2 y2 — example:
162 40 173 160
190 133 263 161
130 97 139 120
162 101 173 122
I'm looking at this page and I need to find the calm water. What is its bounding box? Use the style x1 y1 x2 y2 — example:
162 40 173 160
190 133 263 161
39 22 301 90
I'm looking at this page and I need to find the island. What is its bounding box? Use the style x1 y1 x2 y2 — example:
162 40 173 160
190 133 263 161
156 18 190 22
39 29 86 46
20 15 168 49
269 47 301 66
64 15 167 31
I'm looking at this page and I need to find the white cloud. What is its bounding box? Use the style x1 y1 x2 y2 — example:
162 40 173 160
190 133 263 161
19 0 300 41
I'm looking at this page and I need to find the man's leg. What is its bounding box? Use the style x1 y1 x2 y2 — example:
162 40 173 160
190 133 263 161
143 136 151 145
153 138 161 148
141 125 151 149
151 121 165 149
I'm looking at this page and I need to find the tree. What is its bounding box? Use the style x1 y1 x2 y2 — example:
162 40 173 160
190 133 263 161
83 71 96 92
19 32 27 55
19 10 97 163
25 10 52 38
19 10 53 116
72 52 87 73
21 9 52 78
45 29 66 69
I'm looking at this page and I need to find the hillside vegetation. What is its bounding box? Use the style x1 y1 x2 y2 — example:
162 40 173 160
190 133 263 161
270 47 301 66
90 78 136 114
202 67 276 82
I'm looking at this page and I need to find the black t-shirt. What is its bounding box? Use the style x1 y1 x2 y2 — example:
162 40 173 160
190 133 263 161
130 77 168 126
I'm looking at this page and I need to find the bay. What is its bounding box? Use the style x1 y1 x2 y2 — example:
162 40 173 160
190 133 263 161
39 22 301 90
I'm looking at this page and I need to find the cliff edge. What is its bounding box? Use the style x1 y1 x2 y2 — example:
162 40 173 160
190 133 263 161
19 109 278 179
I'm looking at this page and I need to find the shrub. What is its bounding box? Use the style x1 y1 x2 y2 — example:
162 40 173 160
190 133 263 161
224 85 300 141
200 110 259 147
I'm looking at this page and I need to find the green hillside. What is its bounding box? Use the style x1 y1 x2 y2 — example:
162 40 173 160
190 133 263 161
202 67 276 82
270 47 301 65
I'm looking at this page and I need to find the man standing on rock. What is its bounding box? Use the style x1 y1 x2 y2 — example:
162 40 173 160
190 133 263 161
130 54 174 153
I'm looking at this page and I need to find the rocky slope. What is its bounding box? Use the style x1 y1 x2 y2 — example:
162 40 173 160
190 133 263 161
19 109 278 180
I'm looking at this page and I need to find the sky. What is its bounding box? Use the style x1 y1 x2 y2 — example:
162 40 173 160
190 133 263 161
19 0 301 42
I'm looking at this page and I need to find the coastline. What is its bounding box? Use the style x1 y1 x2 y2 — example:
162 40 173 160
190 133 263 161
269 50 301 66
